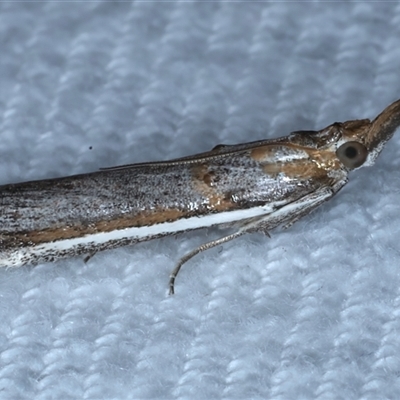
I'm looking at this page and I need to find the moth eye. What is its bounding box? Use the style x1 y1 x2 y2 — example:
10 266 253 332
336 141 368 169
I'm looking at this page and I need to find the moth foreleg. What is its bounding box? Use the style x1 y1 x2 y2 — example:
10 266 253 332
243 186 336 236
281 186 336 230
169 231 245 295
169 187 339 295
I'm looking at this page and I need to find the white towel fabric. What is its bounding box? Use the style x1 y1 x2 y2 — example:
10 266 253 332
0 2 400 399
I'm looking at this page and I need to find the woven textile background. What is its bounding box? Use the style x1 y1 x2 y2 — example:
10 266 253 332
1 2 400 399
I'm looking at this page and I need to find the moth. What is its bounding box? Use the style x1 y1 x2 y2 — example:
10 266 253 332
1 99 399 293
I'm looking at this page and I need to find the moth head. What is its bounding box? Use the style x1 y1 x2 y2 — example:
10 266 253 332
336 99 400 170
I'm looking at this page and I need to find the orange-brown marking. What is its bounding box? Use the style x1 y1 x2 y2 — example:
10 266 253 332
308 148 342 172
191 164 236 211
254 142 342 179
262 159 328 179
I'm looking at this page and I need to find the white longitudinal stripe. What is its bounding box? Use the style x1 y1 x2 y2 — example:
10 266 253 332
1 192 324 268
0 202 279 267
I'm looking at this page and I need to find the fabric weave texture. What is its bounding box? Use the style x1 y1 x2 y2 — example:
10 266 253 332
0 2 400 399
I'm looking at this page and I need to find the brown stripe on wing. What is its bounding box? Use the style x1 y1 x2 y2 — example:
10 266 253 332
0 208 192 249
262 158 333 180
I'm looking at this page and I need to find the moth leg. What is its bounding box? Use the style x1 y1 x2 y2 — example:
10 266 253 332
281 187 337 229
169 231 245 295
169 186 340 294
83 251 96 263
243 186 336 236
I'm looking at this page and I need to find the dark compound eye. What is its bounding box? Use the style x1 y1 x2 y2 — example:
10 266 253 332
336 141 368 169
